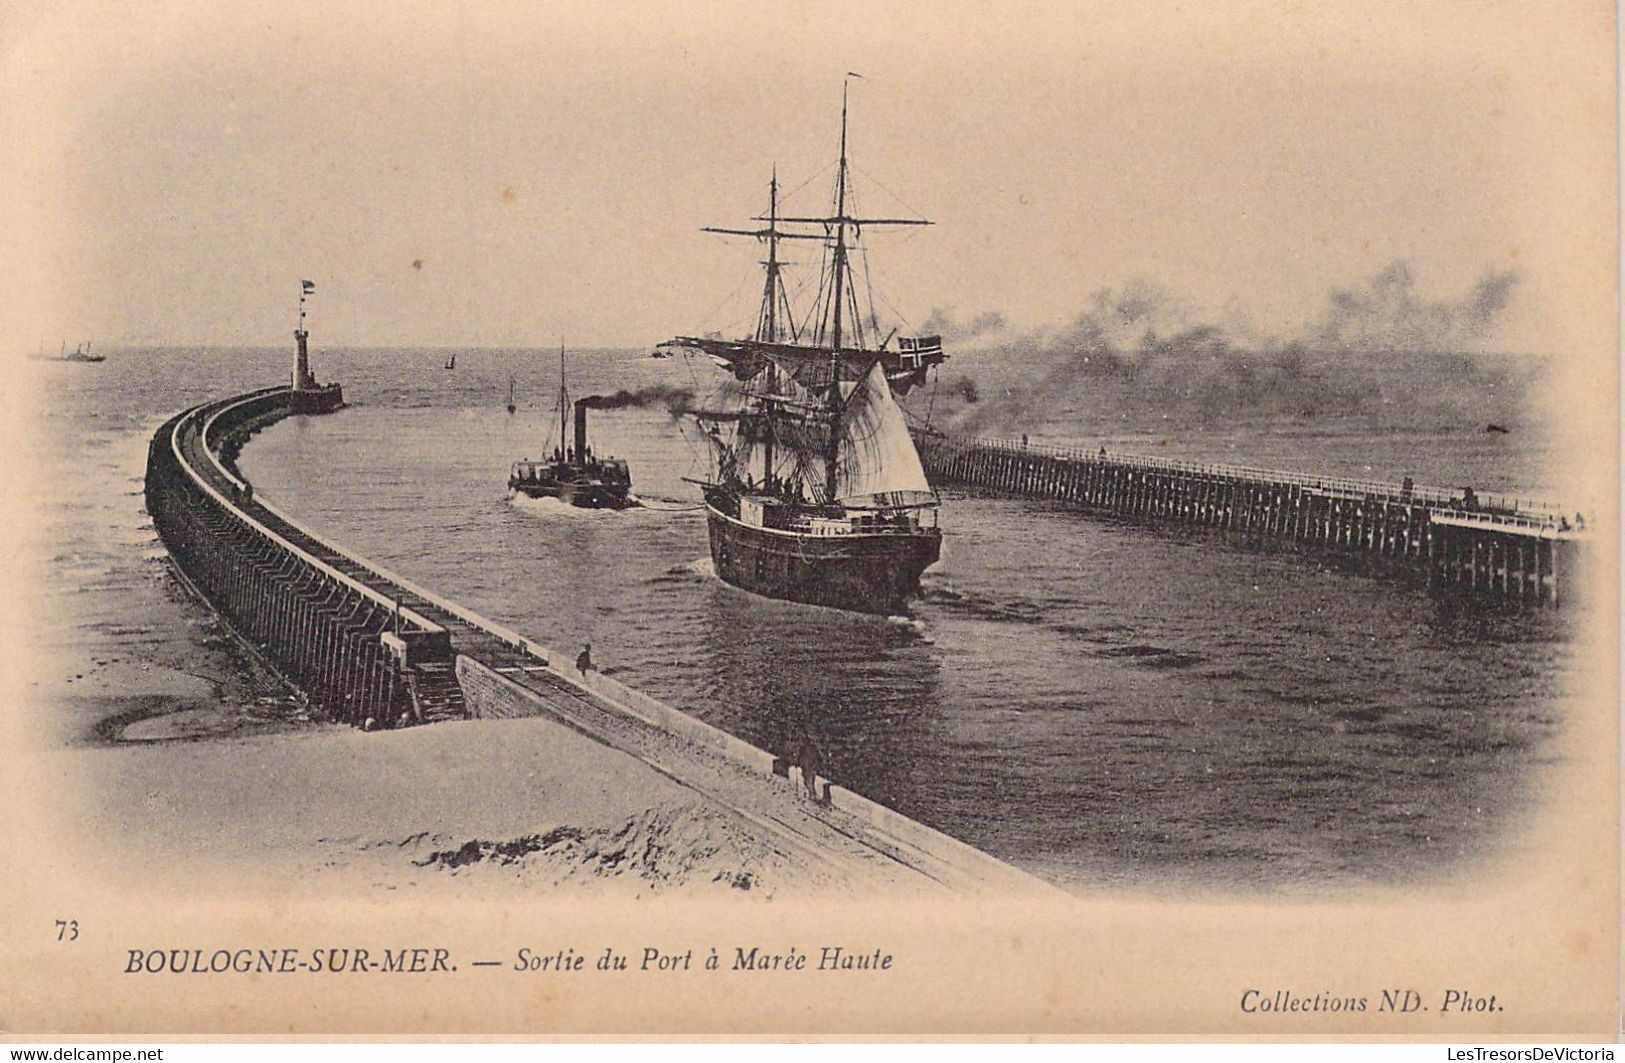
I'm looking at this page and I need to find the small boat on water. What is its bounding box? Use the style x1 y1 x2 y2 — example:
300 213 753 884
33 340 105 363
663 82 946 614
507 344 634 510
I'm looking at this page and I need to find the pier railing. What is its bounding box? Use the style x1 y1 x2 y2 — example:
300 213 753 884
912 429 1584 606
924 431 1574 526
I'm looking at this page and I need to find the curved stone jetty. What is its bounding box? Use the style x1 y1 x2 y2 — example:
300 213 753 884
145 385 1054 895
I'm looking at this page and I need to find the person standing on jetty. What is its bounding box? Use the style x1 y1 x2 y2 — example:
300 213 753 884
576 643 594 673
796 733 825 804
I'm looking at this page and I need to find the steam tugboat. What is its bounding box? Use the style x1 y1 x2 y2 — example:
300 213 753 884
288 280 344 414
664 81 947 614
507 344 634 509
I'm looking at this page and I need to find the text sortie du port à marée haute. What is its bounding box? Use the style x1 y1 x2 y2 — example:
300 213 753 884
122 945 893 975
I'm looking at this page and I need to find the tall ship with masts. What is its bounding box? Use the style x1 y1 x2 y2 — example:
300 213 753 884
663 83 949 614
508 344 633 509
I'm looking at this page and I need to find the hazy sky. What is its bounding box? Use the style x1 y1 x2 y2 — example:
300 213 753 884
4 1 1614 352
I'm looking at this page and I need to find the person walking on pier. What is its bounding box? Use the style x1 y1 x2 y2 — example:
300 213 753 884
796 733 826 804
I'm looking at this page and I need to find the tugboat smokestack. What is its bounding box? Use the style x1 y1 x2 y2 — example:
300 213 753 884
574 402 589 459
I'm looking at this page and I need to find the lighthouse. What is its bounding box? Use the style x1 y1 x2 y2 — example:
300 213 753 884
288 280 344 414
293 326 315 391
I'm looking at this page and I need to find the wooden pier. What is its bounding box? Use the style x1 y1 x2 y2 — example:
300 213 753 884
144 386 1050 894
913 431 1585 607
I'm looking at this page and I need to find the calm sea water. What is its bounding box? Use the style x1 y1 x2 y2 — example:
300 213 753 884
32 345 1576 891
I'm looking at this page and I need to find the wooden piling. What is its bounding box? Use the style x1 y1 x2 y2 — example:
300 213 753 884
914 430 1579 608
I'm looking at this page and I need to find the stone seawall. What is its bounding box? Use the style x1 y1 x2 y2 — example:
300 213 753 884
148 384 1056 894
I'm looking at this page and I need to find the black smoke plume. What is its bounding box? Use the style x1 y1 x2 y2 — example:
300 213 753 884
918 307 1009 343
578 385 697 415
906 262 1535 437
1311 261 1521 352
945 375 980 404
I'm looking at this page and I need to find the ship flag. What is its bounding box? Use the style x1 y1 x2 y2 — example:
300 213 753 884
897 334 942 368
301 280 316 293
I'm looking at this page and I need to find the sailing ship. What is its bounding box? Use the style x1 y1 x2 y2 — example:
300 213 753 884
507 345 634 509
664 84 947 614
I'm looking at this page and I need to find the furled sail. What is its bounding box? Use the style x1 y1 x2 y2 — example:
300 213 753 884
834 363 934 506
664 335 944 395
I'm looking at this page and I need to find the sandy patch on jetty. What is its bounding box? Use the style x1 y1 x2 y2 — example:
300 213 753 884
31 714 843 901
9 420 899 900
23 563 313 750
15 526 874 899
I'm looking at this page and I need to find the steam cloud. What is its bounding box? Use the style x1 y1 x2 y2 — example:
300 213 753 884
909 261 1533 436
918 307 1009 343
1312 261 1520 352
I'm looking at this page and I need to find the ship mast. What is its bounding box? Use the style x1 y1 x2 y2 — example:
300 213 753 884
762 167 782 343
763 79 931 504
685 79 934 505
762 167 780 482
823 82 853 503
700 167 809 488
556 341 569 458
702 167 807 341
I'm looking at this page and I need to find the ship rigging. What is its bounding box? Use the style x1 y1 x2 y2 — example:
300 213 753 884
664 81 948 613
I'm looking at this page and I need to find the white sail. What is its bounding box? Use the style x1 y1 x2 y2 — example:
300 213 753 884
835 363 934 506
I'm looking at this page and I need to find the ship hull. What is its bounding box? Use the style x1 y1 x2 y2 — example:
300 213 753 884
509 480 634 510
705 503 940 614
